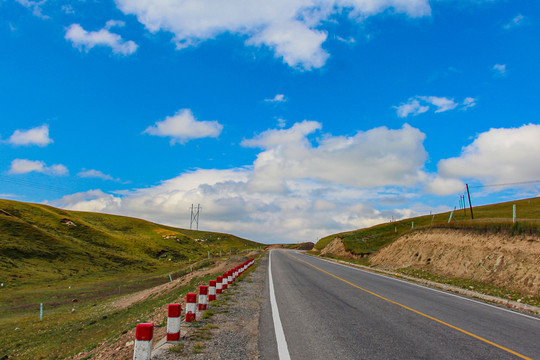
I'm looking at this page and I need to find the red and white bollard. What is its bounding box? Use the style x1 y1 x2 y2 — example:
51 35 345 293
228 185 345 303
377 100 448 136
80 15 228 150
185 293 197 322
198 285 208 311
133 323 153 360
227 271 233 285
216 276 223 294
208 280 216 301
222 272 229 290
166 304 181 342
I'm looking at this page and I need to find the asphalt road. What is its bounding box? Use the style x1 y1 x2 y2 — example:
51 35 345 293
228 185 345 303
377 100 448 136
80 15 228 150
259 250 540 360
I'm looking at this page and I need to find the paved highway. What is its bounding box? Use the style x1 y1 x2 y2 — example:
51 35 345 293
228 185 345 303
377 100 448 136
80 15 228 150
259 250 540 360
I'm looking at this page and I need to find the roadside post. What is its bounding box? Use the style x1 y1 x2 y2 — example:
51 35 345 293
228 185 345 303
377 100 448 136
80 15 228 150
133 323 153 360
208 280 216 301
185 293 197 322
166 304 181 342
198 286 208 311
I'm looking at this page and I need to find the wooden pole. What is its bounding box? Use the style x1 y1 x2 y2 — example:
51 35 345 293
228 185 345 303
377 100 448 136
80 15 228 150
466 184 474 220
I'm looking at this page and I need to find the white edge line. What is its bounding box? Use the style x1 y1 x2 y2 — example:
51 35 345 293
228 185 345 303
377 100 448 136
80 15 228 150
296 251 540 322
269 250 292 360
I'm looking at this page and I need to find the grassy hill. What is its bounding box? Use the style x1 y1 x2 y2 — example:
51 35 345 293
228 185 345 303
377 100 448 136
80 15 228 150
315 196 540 255
0 199 263 359
0 198 261 288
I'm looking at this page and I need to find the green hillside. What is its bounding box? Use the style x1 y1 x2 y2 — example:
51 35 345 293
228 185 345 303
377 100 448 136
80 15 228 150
316 196 540 255
0 199 261 287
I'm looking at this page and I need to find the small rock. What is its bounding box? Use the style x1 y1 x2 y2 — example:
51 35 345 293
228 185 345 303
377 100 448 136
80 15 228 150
72 299 78 303
517 299 522 303
125 341 134 347
71 308 76 313
15 327 20 331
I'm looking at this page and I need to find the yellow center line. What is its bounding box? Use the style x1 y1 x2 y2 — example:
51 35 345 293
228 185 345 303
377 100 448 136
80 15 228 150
286 252 532 360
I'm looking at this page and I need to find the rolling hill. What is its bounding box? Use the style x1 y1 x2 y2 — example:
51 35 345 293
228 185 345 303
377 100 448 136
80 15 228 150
316 196 540 256
0 198 262 287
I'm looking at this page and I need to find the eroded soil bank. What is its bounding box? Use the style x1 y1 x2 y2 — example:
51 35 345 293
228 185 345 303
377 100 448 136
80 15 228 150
369 228 540 296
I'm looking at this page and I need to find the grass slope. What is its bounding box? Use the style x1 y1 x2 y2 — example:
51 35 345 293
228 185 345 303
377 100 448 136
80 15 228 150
0 199 261 288
316 196 540 255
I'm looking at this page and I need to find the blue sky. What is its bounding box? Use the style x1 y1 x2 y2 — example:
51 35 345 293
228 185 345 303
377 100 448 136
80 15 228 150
1 0 539 243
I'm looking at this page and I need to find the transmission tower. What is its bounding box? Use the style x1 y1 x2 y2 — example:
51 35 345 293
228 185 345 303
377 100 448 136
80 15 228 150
190 204 201 230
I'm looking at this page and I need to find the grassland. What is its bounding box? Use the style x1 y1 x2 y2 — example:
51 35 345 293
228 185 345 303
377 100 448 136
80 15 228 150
0 198 262 358
315 196 540 255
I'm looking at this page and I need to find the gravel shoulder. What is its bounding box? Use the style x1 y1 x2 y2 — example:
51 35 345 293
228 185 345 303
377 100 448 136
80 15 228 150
153 253 267 359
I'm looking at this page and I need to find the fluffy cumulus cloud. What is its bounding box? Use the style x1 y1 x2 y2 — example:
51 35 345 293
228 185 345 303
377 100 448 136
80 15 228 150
144 109 223 144
7 124 52 146
424 176 464 196
395 96 476 117
55 121 429 242
243 122 427 191
65 22 138 55
436 124 540 186
113 0 431 69
9 159 68 176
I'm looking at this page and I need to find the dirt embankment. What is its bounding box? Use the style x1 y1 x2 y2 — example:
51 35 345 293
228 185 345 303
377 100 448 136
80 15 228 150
370 228 540 296
319 237 361 259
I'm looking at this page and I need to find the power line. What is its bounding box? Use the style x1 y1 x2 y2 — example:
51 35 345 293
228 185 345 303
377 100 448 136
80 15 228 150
0 175 75 194
469 180 540 189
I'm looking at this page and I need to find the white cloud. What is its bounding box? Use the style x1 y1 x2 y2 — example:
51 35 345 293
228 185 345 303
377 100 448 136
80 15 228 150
78 169 119 182
55 190 122 212
418 96 457 113
461 97 477 110
396 96 474 117
504 14 526 30
144 109 223 144
492 64 506 77
65 23 138 55
425 176 464 196
105 20 126 29
113 0 431 69
244 122 427 191
15 0 48 18
53 172 421 244
62 4 74 14
242 120 321 149
335 35 356 45
54 121 430 243
8 159 68 176
437 124 540 185
7 124 53 146
395 98 429 118
265 94 287 103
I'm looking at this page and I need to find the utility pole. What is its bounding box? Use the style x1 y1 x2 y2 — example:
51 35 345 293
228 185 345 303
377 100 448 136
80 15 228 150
466 184 474 220
190 204 201 230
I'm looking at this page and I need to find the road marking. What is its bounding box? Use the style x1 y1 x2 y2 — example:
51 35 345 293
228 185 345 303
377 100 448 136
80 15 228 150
288 252 533 360
269 250 291 360
306 252 540 321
